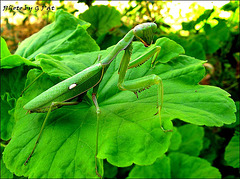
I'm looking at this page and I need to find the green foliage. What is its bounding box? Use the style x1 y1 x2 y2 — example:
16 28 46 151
177 124 204 156
169 152 221 178
1 2 238 178
225 101 239 129
79 5 121 39
197 20 230 54
79 5 124 50
1 37 11 59
165 34 206 60
168 127 181 151
182 9 214 31
1 37 37 69
1 147 13 179
1 54 38 69
151 37 185 64
78 0 95 7
36 54 76 80
164 5 239 104
103 161 118 178
1 65 30 140
168 11 233 58
224 134 240 168
221 1 239 12
128 153 221 178
1 93 15 140
15 10 99 59
128 155 171 178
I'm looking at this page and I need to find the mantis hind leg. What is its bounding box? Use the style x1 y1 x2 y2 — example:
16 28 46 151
24 101 79 165
92 93 103 178
21 71 45 97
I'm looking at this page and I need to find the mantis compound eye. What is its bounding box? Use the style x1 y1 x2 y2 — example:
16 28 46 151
133 22 157 47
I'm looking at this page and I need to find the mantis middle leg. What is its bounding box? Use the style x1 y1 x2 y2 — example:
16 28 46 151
92 92 103 178
117 44 171 132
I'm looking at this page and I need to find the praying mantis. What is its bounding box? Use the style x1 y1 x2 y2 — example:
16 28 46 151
22 22 171 177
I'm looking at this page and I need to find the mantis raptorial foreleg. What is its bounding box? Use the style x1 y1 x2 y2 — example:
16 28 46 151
118 43 171 132
127 45 161 69
24 101 79 165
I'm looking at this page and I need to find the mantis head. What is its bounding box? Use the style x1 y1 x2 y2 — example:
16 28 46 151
133 22 157 47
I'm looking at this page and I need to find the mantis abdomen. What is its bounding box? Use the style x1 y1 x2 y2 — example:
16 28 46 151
24 63 104 112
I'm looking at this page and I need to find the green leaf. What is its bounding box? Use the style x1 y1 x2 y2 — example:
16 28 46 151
169 152 221 178
127 155 171 178
153 37 185 64
221 1 239 12
4 68 171 177
168 127 182 151
198 21 230 54
1 55 38 69
36 54 76 80
224 134 240 168
1 147 13 179
182 21 196 31
3 38 236 178
1 93 15 140
183 40 206 60
195 9 214 24
58 51 100 74
1 66 30 140
1 66 29 100
0 158 13 179
161 81 236 126
1 37 11 59
199 129 224 164
37 51 105 80
103 161 118 178
15 10 99 59
128 153 221 178
79 5 121 38
166 34 206 60
177 124 204 156
225 101 239 128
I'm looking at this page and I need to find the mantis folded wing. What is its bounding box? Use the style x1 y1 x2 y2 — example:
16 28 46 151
23 22 172 178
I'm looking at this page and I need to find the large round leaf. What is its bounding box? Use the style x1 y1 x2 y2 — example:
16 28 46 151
3 38 236 178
